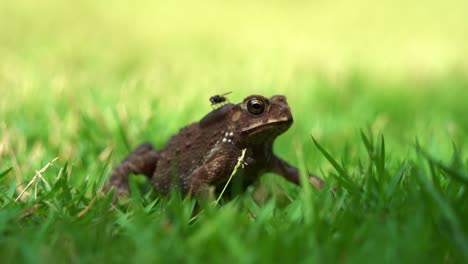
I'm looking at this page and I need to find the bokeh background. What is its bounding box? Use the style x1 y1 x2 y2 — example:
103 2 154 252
1 1 468 262
2 0 468 99
2 0 468 179
2 0 468 167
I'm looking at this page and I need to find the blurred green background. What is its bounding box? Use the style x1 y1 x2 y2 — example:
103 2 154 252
2 0 468 103
1 1 468 262
1 0 468 195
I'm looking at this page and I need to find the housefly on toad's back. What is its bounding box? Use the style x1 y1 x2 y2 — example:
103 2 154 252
210 91 232 108
105 94 324 199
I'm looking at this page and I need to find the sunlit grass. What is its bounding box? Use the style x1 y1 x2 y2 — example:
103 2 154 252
1 0 468 263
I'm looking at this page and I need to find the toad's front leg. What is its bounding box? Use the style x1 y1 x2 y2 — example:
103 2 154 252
187 150 241 199
269 156 324 190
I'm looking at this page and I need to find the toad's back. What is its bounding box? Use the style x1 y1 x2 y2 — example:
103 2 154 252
152 104 241 193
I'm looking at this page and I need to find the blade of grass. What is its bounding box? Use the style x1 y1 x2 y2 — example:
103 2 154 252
113 109 131 152
95 149 114 193
311 136 355 192
416 169 468 261
385 161 405 201
376 134 385 177
427 159 443 193
417 145 468 186
215 148 246 205
360 130 374 157
311 136 345 176
15 157 58 203
0 167 12 179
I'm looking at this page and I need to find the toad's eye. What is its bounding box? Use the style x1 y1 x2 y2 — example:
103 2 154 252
247 98 266 115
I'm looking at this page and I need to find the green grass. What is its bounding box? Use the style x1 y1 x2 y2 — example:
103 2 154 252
1 0 468 263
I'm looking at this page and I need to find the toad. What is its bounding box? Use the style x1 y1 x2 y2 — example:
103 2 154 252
105 95 324 198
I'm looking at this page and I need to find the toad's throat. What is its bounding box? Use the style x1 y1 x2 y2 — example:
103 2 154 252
240 117 292 134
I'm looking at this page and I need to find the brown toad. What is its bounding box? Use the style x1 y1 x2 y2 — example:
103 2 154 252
105 94 324 198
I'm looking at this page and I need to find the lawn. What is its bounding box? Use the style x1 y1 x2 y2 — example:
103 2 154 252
1 0 468 263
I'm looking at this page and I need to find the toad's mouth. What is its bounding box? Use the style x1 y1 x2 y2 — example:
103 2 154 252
240 117 293 135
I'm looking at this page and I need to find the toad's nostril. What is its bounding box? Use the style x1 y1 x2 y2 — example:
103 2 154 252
271 95 287 103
